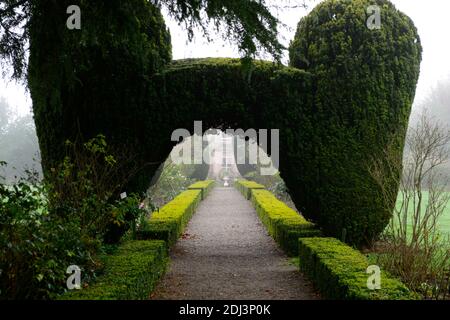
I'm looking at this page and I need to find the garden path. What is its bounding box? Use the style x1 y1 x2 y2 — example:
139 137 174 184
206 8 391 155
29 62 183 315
151 187 320 300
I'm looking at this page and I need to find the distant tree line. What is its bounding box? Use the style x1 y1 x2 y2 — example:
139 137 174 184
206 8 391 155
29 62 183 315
410 77 450 188
0 96 42 182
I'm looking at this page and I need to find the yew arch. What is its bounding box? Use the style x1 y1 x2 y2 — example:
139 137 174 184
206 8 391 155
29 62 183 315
29 0 421 245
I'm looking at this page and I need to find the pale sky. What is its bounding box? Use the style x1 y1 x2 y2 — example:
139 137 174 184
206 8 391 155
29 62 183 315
1 0 449 117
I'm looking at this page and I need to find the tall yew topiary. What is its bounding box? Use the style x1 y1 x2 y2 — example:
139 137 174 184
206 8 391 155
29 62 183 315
288 0 422 244
28 0 172 192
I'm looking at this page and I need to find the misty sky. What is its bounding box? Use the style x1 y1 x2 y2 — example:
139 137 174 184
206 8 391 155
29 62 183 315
1 0 449 117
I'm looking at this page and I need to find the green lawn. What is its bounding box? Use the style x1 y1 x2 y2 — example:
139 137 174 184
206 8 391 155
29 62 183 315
394 191 450 238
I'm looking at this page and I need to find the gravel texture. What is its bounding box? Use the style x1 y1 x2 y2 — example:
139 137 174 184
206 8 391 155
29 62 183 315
151 187 320 300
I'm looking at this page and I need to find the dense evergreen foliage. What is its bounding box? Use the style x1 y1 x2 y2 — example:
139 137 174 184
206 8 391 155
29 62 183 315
27 0 421 246
0 0 426 300
138 188 203 247
288 0 422 244
298 237 417 299
60 240 168 300
247 185 322 256
28 0 172 193
0 136 145 299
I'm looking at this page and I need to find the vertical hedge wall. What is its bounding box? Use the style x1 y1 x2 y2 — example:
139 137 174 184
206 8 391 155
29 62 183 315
28 0 172 193
287 0 422 244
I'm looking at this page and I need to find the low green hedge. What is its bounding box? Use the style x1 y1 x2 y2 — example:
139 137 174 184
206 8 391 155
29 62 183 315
137 189 202 247
251 189 321 256
298 237 418 300
235 180 265 199
60 240 168 300
188 180 215 199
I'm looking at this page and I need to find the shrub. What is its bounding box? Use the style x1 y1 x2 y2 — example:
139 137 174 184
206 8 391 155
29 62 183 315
286 0 422 245
235 180 265 200
243 171 294 207
0 167 91 299
369 113 450 299
146 158 195 209
251 189 321 256
188 180 215 199
298 237 418 300
0 135 145 299
59 240 168 300
46 135 145 244
137 189 202 247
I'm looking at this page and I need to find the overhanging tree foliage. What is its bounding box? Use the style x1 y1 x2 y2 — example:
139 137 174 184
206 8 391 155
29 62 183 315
1 0 298 79
0 0 30 79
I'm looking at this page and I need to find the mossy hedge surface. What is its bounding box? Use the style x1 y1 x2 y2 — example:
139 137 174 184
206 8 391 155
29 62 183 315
29 0 421 245
137 189 203 247
60 240 167 300
28 0 172 192
287 0 422 244
298 238 418 300
250 189 321 256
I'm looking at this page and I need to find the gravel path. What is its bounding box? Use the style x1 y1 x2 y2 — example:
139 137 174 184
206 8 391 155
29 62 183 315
151 187 320 300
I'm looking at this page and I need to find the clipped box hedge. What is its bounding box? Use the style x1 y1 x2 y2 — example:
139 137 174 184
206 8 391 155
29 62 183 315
60 240 168 300
298 237 418 300
250 189 321 256
235 180 265 199
137 189 202 247
188 180 215 199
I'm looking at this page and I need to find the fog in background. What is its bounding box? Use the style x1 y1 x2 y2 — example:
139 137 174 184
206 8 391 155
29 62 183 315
1 0 449 180
0 96 41 180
